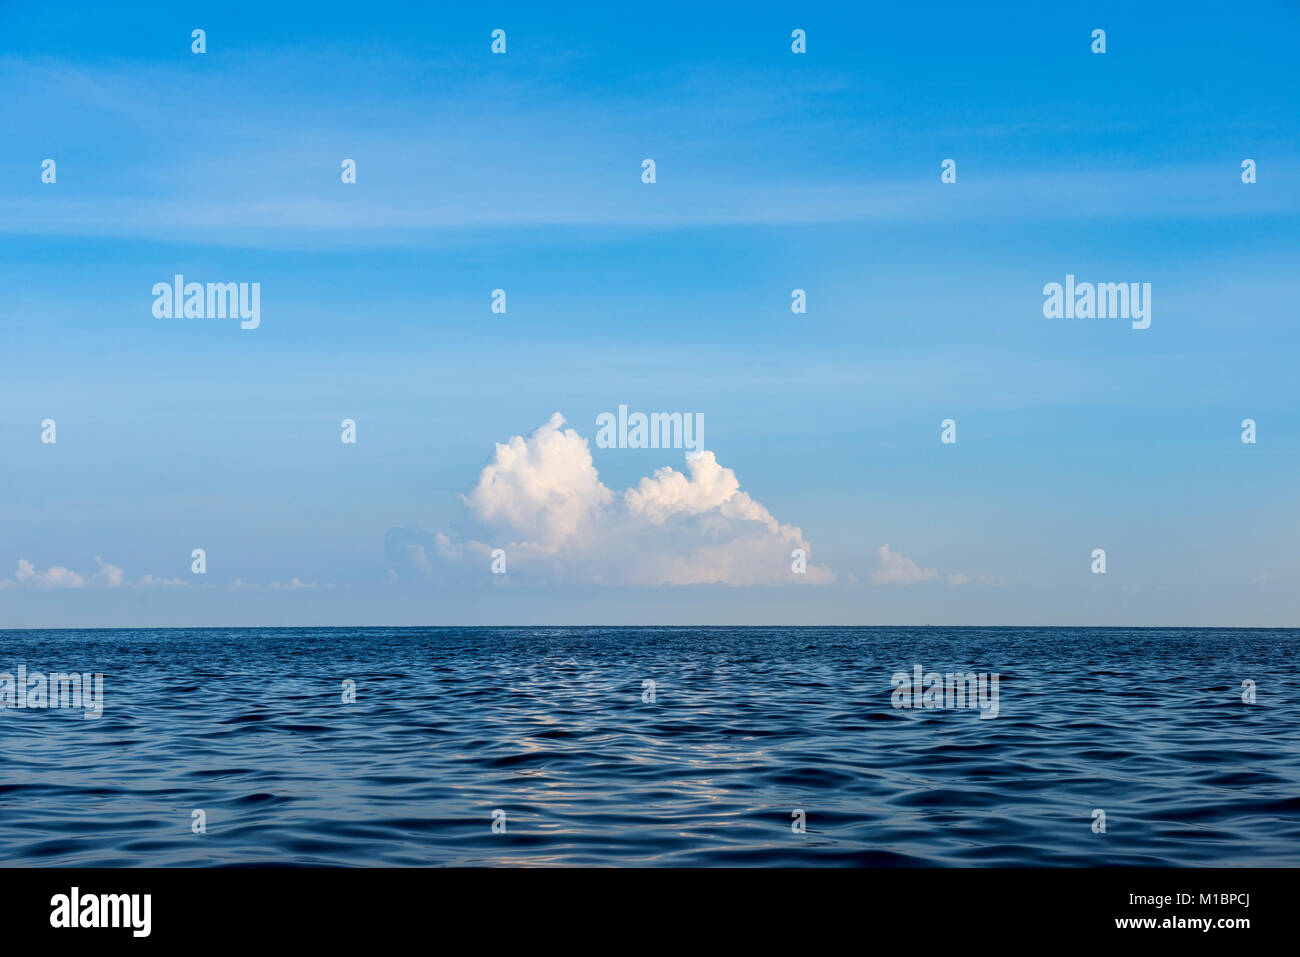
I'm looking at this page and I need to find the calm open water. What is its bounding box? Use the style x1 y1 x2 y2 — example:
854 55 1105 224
1 627 1297 866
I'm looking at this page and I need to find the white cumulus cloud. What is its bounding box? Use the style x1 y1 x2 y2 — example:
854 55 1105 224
461 411 613 551
871 544 969 586
2 558 190 589
13 558 87 588
871 544 939 585
399 412 831 586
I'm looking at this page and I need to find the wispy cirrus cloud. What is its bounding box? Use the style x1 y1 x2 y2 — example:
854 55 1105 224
3 53 1292 249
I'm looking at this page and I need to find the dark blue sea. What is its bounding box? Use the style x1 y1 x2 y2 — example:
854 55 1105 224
1 627 1297 866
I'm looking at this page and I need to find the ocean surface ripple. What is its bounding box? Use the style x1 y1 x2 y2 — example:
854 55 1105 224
1 627 1297 866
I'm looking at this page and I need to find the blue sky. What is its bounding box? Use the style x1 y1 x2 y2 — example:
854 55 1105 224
1 1 1297 626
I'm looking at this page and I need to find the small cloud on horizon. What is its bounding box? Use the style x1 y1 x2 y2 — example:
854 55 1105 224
871 544 969 587
230 577 319 591
0 558 188 589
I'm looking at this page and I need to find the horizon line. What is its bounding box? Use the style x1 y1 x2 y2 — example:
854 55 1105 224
1 623 1296 632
